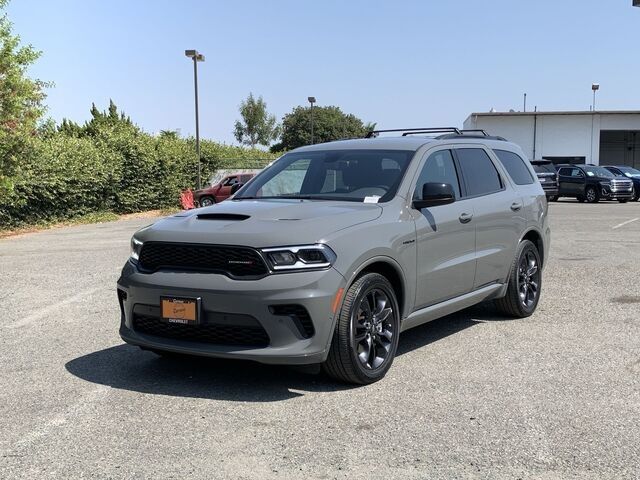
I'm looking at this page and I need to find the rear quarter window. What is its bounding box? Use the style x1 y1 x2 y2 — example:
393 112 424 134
494 150 535 185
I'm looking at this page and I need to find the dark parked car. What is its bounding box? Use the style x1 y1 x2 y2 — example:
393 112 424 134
530 160 559 200
555 164 634 203
194 173 255 207
602 165 640 201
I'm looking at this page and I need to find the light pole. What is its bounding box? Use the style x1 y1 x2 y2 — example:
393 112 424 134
590 83 599 163
185 49 205 189
308 96 316 144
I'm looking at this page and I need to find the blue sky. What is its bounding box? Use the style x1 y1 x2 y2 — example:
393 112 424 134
7 0 640 146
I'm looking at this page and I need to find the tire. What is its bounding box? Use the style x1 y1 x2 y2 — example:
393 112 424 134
577 195 585 203
618 199 628 203
323 273 400 385
199 196 215 207
547 195 558 202
585 186 599 203
495 240 542 318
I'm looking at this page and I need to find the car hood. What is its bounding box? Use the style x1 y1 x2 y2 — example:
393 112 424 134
136 199 383 248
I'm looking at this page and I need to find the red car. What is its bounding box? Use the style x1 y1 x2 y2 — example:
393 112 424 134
193 173 255 207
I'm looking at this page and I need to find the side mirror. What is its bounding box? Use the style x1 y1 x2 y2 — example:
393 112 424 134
413 183 455 209
230 183 243 195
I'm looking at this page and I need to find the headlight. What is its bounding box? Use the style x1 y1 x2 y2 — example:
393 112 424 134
130 237 144 262
261 244 336 272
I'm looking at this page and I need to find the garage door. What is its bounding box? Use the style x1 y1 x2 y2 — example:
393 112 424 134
599 130 640 168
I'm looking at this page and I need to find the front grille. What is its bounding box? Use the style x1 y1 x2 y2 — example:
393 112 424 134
270 304 315 338
133 312 270 347
611 181 633 192
138 242 269 278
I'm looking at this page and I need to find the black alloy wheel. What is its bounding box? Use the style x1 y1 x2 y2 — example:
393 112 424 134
495 240 542 318
323 273 400 384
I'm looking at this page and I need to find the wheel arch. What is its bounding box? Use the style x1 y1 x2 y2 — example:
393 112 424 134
520 228 545 268
347 257 408 320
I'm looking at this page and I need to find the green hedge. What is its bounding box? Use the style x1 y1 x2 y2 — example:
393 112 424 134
0 132 276 228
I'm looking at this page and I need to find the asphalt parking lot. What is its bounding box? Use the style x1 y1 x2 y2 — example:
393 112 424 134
1 201 639 479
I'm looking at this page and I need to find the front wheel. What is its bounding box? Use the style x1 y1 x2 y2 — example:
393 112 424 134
199 196 215 207
323 273 400 385
585 186 599 203
547 195 558 202
495 240 542 318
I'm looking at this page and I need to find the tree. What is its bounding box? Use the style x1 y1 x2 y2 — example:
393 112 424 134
271 106 373 152
159 129 180 140
233 93 279 148
0 0 49 193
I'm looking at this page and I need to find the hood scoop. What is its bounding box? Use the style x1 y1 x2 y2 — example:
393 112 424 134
196 213 250 221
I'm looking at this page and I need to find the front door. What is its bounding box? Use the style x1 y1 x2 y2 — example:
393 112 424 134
558 167 584 196
412 149 476 309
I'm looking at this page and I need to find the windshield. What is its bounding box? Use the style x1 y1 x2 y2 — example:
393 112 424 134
532 164 555 174
617 166 640 177
234 149 415 203
583 166 614 178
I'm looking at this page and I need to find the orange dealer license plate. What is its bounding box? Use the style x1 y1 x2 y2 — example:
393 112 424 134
160 297 200 325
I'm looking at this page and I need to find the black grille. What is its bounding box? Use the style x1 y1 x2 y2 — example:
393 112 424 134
138 242 269 278
133 313 270 347
270 304 314 338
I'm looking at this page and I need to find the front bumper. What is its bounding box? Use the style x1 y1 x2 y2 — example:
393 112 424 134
117 262 347 365
601 185 634 200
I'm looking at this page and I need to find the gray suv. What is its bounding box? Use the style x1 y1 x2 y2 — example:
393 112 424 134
117 128 550 384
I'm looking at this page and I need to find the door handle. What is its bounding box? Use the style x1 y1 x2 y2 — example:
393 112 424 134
510 202 523 211
459 212 473 224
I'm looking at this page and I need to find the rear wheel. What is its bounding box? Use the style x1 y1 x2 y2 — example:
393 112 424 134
323 273 400 385
618 199 628 203
495 240 542 318
547 195 558 202
585 186 599 203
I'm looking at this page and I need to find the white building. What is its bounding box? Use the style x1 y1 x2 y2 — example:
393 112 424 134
463 111 640 168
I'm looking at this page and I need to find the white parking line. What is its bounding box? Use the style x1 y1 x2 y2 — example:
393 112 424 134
612 217 639 230
6 287 101 329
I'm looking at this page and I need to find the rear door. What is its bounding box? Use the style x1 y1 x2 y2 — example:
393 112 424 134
455 147 524 289
412 148 476 308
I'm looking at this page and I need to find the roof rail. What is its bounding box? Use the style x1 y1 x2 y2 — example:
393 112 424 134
436 130 508 141
364 127 461 138
459 129 489 136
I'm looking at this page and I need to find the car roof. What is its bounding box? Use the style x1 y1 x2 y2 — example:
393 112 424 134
292 136 522 153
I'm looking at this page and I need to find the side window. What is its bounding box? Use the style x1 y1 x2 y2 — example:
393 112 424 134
558 168 571 176
413 150 461 199
571 168 583 178
456 148 503 197
493 150 534 185
223 176 238 186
